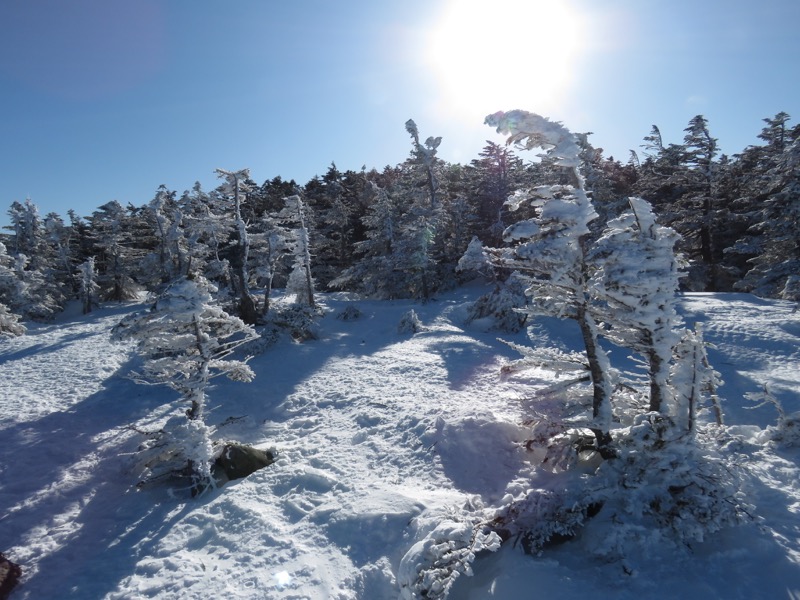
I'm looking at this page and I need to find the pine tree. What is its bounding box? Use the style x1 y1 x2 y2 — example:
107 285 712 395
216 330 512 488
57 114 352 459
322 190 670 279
590 197 684 413
112 275 258 493
485 110 614 454
78 257 100 314
0 302 25 337
215 168 258 324
88 201 142 301
280 195 316 307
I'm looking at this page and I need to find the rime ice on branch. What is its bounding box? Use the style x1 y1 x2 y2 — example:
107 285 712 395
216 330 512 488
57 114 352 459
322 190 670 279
485 109 613 454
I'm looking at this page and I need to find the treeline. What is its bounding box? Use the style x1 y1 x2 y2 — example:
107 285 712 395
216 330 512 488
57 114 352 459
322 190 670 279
0 112 798 330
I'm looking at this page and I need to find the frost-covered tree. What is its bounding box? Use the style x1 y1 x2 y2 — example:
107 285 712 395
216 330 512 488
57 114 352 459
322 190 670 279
405 119 441 208
43 212 79 295
78 257 100 314
456 236 494 281
0 302 25 337
88 201 142 301
329 180 402 298
590 197 684 413
5 252 63 321
485 110 614 454
112 275 258 493
250 210 291 317
279 194 316 307
215 168 258 324
178 182 230 284
141 184 180 285
7 199 46 265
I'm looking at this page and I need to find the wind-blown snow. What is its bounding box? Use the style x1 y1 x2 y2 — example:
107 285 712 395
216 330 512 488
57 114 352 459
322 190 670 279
1 286 798 598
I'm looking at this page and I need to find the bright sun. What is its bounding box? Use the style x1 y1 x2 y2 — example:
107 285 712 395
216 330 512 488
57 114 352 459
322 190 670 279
427 0 584 119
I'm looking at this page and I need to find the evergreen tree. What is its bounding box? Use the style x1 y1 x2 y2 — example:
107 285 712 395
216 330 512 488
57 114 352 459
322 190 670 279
78 256 101 314
734 135 800 296
468 141 524 244
112 275 258 493
590 197 684 413
280 194 316 307
215 168 258 324
88 201 142 301
0 302 25 337
485 110 614 455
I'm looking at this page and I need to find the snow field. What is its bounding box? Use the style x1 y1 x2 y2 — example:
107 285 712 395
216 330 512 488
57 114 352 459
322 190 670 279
1 287 799 598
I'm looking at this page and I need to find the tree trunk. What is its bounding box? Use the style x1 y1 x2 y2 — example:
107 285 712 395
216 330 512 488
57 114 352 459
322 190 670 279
648 349 665 413
577 304 615 457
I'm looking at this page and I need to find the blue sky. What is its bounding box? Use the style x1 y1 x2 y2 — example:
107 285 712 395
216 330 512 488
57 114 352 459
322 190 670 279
1 0 798 227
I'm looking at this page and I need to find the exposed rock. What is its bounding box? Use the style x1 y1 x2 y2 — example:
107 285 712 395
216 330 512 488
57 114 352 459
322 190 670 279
0 553 21 600
214 443 275 484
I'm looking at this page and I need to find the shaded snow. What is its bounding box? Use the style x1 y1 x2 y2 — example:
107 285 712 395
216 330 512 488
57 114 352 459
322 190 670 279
1 287 799 598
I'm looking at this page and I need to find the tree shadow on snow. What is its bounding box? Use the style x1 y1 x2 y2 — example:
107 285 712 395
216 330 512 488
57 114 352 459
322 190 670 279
0 353 180 594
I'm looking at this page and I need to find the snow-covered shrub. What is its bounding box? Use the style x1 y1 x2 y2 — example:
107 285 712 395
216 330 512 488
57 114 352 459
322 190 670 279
131 415 215 495
456 236 495 281
398 517 501 600
269 302 322 341
489 485 602 554
746 384 800 447
464 272 528 332
590 414 751 553
398 309 424 334
670 324 724 430
0 302 25 337
336 305 362 321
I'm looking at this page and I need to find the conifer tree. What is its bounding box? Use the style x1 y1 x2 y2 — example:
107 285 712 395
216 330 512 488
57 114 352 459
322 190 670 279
485 110 614 454
590 197 684 412
215 168 258 324
112 275 258 493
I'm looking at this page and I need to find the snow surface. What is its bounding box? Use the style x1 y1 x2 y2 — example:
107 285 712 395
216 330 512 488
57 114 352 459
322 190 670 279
1 286 799 599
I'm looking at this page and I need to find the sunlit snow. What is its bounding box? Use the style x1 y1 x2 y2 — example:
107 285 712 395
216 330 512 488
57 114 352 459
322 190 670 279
0 285 798 598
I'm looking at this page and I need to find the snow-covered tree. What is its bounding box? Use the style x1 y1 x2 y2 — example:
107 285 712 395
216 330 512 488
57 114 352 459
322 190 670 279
43 212 79 295
405 119 441 208
215 168 258 324
78 257 100 315
485 110 614 454
177 182 230 284
7 199 46 265
88 201 142 301
280 194 316 307
112 275 258 493
250 210 292 317
329 180 402 298
670 324 724 431
141 184 180 285
590 197 684 413
0 302 25 337
456 236 494 281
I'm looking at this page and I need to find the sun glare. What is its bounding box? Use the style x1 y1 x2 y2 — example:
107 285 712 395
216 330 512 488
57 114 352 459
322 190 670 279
427 0 583 120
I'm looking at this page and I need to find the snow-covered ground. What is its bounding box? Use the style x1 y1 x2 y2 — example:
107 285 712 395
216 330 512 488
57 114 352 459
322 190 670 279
1 285 798 599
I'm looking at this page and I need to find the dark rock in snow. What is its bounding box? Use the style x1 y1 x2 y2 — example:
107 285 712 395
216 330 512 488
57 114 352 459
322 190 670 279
0 553 21 600
214 443 275 484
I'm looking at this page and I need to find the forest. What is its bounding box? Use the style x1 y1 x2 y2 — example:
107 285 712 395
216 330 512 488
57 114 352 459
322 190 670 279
1 110 798 337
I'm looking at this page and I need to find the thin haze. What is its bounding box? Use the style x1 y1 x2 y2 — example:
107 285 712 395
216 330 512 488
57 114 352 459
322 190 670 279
0 0 797 226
